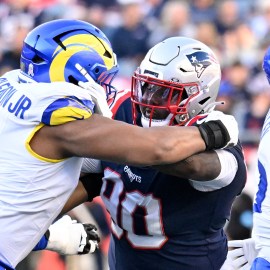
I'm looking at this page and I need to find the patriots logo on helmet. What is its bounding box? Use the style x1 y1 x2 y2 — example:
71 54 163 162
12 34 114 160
186 51 216 78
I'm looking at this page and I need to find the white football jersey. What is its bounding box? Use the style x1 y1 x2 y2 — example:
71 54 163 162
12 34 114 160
0 70 95 268
252 109 270 261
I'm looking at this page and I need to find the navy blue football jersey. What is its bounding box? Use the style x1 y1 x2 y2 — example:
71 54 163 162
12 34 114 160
101 92 246 270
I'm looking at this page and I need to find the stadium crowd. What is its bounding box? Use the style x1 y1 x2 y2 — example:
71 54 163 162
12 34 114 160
0 0 269 269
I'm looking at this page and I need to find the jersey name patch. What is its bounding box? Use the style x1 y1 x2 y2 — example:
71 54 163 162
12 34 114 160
0 78 31 119
124 166 142 183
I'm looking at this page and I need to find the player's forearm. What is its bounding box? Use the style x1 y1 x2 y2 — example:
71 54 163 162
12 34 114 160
60 174 103 215
41 113 236 166
59 115 206 166
60 181 88 215
153 151 221 180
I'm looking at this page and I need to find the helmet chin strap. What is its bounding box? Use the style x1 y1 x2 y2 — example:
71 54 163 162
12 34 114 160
140 101 225 128
141 114 173 128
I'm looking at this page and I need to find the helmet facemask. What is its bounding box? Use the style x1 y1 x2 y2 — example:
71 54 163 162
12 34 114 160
131 36 221 127
131 72 200 127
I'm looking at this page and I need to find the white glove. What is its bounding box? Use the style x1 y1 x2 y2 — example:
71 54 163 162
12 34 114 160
46 215 100 255
227 238 258 269
75 63 113 118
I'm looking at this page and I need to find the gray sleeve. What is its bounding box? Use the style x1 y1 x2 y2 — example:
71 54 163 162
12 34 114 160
81 158 102 173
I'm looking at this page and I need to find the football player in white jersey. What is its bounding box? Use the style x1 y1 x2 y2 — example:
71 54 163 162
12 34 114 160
0 19 240 270
226 45 270 269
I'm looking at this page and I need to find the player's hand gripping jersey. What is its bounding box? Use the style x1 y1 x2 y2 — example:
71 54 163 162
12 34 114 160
100 90 247 270
0 71 95 268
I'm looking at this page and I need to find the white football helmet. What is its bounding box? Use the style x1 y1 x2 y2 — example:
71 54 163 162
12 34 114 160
131 36 221 127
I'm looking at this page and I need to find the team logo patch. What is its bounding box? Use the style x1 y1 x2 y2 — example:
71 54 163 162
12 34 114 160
186 51 216 78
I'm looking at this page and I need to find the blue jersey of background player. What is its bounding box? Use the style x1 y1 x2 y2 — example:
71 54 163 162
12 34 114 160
100 37 247 270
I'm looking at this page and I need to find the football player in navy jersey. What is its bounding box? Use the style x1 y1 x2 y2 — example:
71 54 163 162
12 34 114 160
98 37 247 270
52 37 246 270
0 18 239 270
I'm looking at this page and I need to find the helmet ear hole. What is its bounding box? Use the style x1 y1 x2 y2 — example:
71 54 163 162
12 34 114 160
94 68 100 74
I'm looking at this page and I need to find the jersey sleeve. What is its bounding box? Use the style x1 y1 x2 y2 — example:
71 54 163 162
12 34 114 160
189 141 246 192
110 89 131 119
41 96 94 126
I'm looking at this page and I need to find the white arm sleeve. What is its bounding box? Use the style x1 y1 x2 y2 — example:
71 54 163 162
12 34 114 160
81 158 102 173
189 149 238 192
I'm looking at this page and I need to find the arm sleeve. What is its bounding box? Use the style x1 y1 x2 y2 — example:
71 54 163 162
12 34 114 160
189 149 238 192
81 158 102 173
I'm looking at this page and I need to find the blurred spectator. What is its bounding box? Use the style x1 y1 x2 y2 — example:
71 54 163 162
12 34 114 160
221 61 251 102
147 0 196 48
250 0 270 42
234 22 259 67
216 82 235 115
0 14 33 74
214 1 258 67
80 0 117 8
242 71 270 145
141 0 166 31
219 62 252 138
110 1 150 77
34 0 87 25
215 0 241 35
190 0 216 24
194 21 221 60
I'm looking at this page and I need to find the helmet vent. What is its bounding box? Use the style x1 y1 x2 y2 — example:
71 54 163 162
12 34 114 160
199 97 210 105
91 33 112 59
180 68 187 72
53 31 74 51
32 54 45 63
103 50 112 58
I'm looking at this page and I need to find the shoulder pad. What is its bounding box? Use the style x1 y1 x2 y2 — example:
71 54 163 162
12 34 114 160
42 96 94 125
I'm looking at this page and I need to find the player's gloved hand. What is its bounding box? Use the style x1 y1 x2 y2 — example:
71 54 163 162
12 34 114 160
75 63 113 118
46 215 100 255
227 238 258 269
188 111 239 150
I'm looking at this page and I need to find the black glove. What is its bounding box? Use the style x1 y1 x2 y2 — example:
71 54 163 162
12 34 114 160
78 223 100 254
198 120 230 150
187 111 238 150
